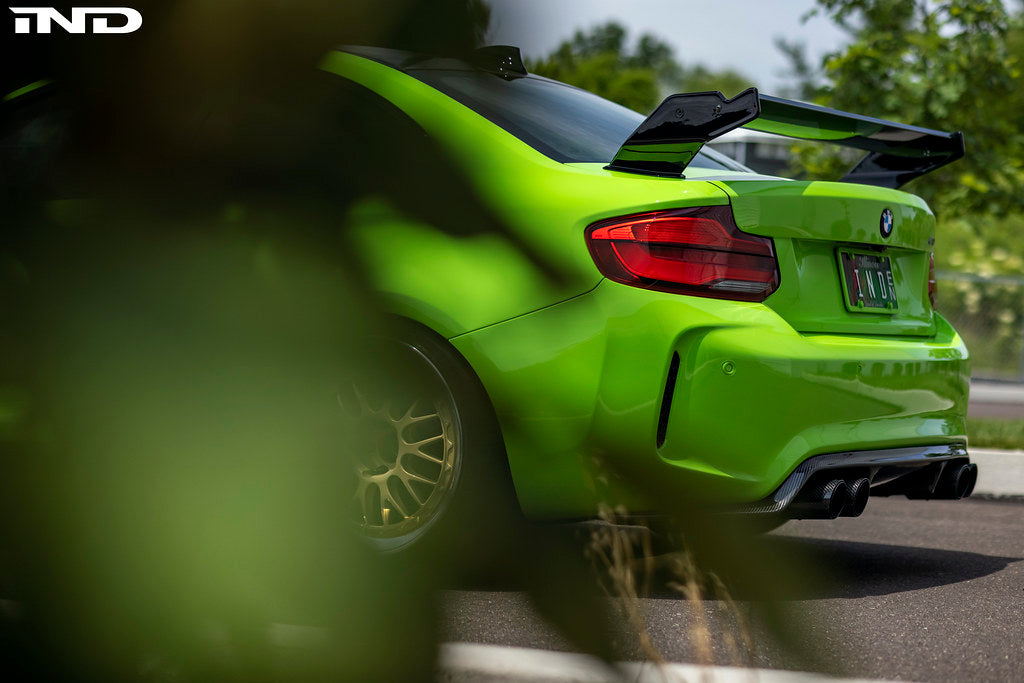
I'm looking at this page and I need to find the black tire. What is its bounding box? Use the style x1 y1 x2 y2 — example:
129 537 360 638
338 318 520 556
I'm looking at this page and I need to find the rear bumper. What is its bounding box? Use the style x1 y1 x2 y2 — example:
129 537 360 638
451 280 969 519
739 443 969 515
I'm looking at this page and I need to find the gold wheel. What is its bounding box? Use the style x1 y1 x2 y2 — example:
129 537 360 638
339 376 458 540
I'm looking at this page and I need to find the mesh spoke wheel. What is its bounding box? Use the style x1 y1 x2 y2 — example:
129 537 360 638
337 339 462 545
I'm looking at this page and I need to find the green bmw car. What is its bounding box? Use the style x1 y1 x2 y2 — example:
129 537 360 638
325 45 976 550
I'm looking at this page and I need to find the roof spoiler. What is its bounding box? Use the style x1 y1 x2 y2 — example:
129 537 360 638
606 88 965 189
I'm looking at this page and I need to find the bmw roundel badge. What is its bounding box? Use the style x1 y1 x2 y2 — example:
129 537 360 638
880 208 894 238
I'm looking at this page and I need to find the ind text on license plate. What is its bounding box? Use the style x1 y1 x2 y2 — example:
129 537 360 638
837 250 899 313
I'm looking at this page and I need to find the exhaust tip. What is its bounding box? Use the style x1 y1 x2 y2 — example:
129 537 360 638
956 463 978 499
822 479 850 519
935 462 978 500
786 478 850 519
841 477 871 517
966 463 979 497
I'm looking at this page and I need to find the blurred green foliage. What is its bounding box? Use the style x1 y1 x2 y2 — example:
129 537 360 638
0 2 607 680
937 271 1024 379
938 214 1024 373
937 217 1024 380
528 22 754 113
0 3 827 681
791 0 1023 219
968 418 1024 450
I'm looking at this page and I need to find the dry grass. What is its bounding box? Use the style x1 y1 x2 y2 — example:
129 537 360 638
587 505 759 678
586 504 663 665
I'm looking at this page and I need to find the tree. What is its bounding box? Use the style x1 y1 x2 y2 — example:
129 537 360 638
773 38 824 101
529 22 754 113
788 0 1024 220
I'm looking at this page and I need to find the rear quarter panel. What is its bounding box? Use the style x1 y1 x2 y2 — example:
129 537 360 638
320 52 732 336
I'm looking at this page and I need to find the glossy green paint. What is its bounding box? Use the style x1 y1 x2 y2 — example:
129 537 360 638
2 79 52 103
714 178 933 249
452 280 968 518
713 178 936 336
321 51 970 520
322 52 731 334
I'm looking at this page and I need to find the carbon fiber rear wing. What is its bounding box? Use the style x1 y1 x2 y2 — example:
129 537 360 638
607 88 964 189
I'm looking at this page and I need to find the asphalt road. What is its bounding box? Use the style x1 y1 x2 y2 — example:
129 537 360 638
441 496 1024 682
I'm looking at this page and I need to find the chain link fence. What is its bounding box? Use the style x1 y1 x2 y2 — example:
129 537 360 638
936 271 1024 381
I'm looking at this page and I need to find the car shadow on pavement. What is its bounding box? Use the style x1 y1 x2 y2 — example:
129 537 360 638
668 534 1023 601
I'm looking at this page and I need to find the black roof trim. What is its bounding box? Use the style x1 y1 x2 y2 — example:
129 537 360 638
338 45 527 79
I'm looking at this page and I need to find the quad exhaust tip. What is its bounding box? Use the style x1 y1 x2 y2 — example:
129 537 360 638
773 457 978 520
756 448 978 521
788 478 850 519
897 460 978 500
788 476 871 520
840 477 871 517
937 462 978 500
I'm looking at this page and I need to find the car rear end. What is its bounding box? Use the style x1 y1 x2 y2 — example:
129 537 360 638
581 170 971 519
443 162 971 521
326 47 973 522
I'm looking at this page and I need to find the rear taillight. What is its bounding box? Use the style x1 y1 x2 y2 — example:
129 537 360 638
585 205 779 302
928 252 937 309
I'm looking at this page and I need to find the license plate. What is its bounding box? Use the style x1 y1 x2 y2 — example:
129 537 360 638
837 250 898 313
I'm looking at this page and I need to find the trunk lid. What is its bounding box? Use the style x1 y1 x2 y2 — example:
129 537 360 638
710 178 936 336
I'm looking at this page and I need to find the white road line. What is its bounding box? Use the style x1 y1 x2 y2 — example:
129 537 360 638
437 642 900 683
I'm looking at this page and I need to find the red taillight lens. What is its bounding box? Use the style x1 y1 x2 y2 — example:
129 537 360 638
585 205 779 302
928 252 937 309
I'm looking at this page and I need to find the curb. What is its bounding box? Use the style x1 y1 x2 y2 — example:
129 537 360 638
437 643 898 683
970 448 1024 498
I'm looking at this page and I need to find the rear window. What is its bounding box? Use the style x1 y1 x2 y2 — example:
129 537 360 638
406 68 750 172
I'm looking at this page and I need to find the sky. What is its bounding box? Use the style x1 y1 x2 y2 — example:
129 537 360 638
485 0 849 93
